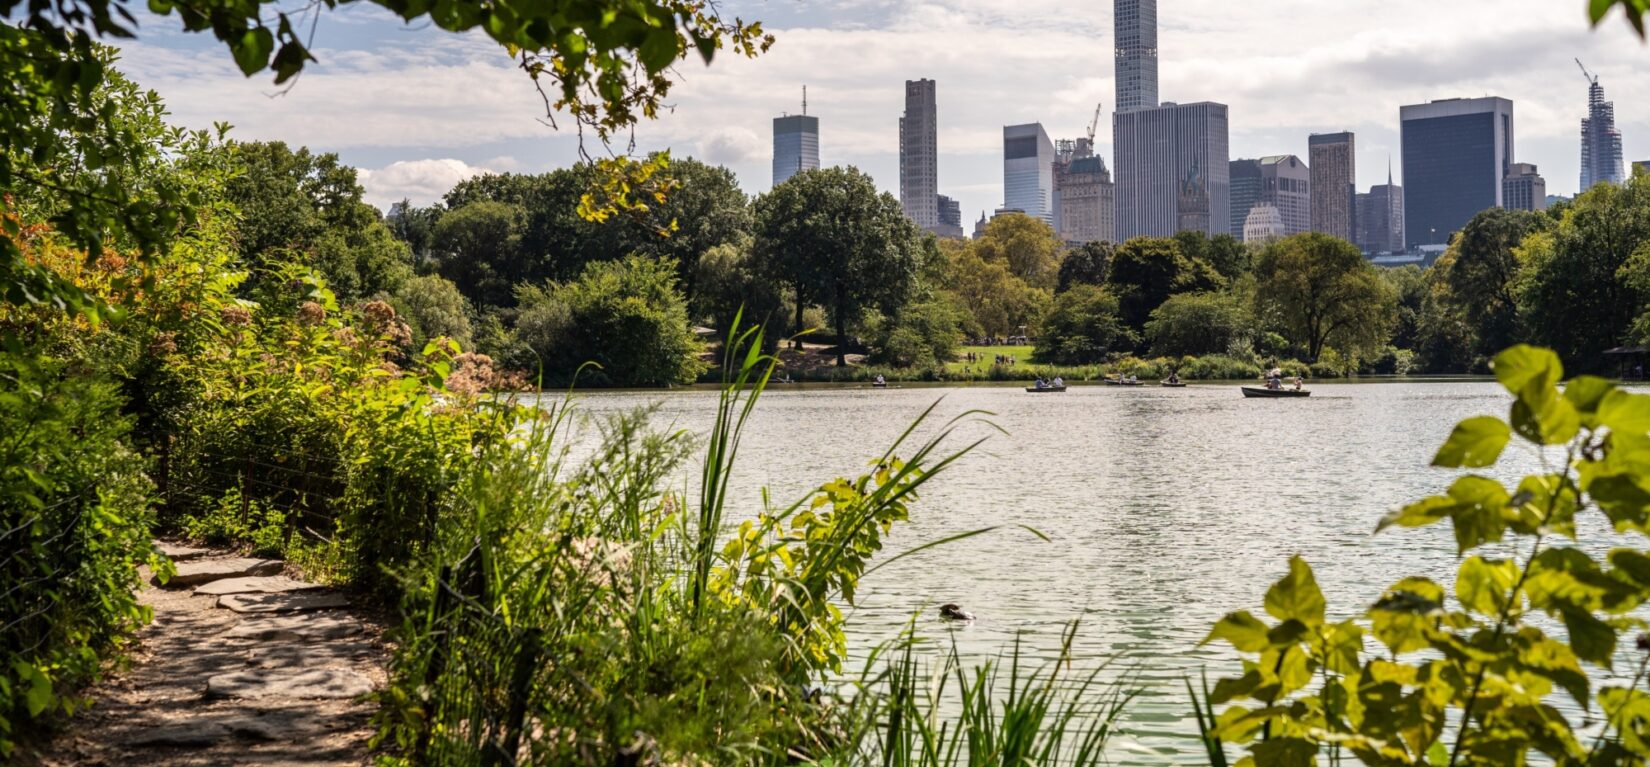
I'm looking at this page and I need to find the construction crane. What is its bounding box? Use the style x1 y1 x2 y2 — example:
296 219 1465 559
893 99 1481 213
1576 58 1597 85
1086 102 1103 143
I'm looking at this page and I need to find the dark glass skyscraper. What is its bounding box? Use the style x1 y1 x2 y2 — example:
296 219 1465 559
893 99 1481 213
1399 97 1514 248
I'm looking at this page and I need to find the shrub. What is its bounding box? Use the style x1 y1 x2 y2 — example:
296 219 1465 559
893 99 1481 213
870 299 965 368
1146 291 1252 357
1034 285 1135 365
1179 354 1263 381
1198 345 1650 764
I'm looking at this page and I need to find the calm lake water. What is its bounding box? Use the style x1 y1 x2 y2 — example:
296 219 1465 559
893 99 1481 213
556 380 1618 764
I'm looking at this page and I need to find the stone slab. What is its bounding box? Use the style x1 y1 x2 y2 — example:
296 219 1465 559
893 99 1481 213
223 613 362 641
155 541 212 561
158 558 283 588
217 592 349 614
206 668 375 700
125 717 282 746
195 576 326 596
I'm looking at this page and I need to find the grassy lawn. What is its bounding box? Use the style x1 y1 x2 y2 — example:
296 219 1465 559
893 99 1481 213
945 345 1039 375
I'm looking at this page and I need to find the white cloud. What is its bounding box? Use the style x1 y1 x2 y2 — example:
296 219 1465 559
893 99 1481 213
113 0 1650 221
358 158 514 207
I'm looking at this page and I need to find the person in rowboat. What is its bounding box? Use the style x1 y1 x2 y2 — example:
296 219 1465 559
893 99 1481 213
1167 372 1180 384
1052 376 1063 387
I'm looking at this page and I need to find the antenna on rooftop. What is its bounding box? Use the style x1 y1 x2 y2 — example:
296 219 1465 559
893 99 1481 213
802 85 808 116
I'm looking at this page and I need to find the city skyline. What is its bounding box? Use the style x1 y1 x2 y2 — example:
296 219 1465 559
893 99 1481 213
106 0 1650 219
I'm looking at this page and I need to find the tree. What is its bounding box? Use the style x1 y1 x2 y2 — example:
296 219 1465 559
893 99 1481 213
692 242 783 343
1033 285 1135 365
941 241 1048 338
1173 230 1250 280
513 256 705 386
1252 232 1396 362
1380 264 1428 351
869 300 965 369
393 275 474 349
628 158 751 294
430 201 527 309
1105 237 1223 336
1440 208 1544 357
974 213 1064 291
1057 241 1112 292
1520 175 1650 371
752 167 926 365
1145 292 1251 357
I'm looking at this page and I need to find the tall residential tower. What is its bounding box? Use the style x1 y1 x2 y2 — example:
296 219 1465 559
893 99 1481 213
1114 0 1158 113
1400 97 1514 247
1308 132 1355 241
899 79 940 232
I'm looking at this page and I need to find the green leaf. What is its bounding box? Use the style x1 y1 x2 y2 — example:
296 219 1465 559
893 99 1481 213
1586 473 1650 533
1205 611 1271 652
1377 494 1452 533
1493 345 1564 400
1457 556 1519 616
1560 605 1617 668
1445 475 1512 554
1598 389 1650 436
1250 737 1319 767
1511 394 1581 446
1431 416 1511 468
1370 577 1445 654
637 28 681 72
1565 375 1616 419
231 27 275 76
1264 556 1325 627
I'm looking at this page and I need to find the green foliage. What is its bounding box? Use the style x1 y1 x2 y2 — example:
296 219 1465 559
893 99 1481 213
1175 230 1251 281
1106 236 1224 338
513 255 707 387
1520 175 1650 371
1591 0 1649 36
392 274 473 349
1440 208 1544 358
1146 291 1252 357
692 242 784 338
1201 343 1650 765
0 353 159 755
974 213 1065 291
1057 240 1113 292
1034 284 1135 365
939 238 1049 339
430 200 528 308
870 299 966 369
753 167 927 364
1251 232 1397 363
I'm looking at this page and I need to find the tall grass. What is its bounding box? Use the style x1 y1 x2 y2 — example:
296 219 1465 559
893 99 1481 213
374 317 1140 766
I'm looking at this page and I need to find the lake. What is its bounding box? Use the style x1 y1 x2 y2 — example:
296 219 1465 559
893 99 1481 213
559 380 1608 763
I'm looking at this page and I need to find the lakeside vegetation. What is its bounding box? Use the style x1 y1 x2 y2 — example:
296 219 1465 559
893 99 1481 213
7 0 1650 765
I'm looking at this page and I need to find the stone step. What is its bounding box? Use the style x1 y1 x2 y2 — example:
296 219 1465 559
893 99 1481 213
154 541 213 561
217 592 350 614
196 576 326 596
205 667 375 700
158 557 284 588
224 613 362 642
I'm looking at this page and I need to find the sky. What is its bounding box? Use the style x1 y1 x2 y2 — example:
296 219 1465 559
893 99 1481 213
109 0 1650 221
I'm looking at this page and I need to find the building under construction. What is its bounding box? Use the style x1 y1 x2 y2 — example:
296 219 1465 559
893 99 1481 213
1578 60 1626 191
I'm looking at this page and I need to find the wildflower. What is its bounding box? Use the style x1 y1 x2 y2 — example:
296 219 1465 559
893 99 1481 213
220 305 252 327
148 331 178 357
297 301 326 326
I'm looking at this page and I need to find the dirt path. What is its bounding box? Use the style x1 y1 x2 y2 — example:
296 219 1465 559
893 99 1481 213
27 543 388 767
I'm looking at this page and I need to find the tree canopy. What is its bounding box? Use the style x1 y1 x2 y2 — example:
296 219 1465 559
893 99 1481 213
974 214 1064 291
752 167 927 364
1106 236 1224 338
1252 232 1396 362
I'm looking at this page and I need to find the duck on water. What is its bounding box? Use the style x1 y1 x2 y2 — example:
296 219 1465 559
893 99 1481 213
940 603 975 621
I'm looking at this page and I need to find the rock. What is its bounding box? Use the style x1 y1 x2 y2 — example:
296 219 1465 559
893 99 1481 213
223 613 362 641
195 576 325 596
154 541 212 561
158 558 283 588
206 668 375 700
128 722 226 747
217 592 349 614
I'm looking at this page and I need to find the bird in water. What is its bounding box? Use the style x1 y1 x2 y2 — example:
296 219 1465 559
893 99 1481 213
939 603 975 621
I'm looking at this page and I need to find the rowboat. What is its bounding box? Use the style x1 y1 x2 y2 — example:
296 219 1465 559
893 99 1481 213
1160 381 1187 387
1105 378 1144 386
1240 386 1310 398
1024 386 1067 393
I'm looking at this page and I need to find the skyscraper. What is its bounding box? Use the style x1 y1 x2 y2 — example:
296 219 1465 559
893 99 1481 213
935 195 965 239
1003 123 1055 225
1308 132 1355 241
1503 163 1547 211
899 79 940 232
1400 97 1514 247
1230 156 1309 237
1243 204 1283 244
1354 164 1404 254
1054 139 1115 244
1113 102 1230 239
1579 68 1626 191
1114 0 1158 113
771 113 819 188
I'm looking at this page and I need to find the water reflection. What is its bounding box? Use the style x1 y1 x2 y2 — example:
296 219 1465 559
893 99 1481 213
556 381 1573 763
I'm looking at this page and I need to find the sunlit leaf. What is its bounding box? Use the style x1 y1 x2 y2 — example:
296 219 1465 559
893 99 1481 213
1432 416 1511 468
